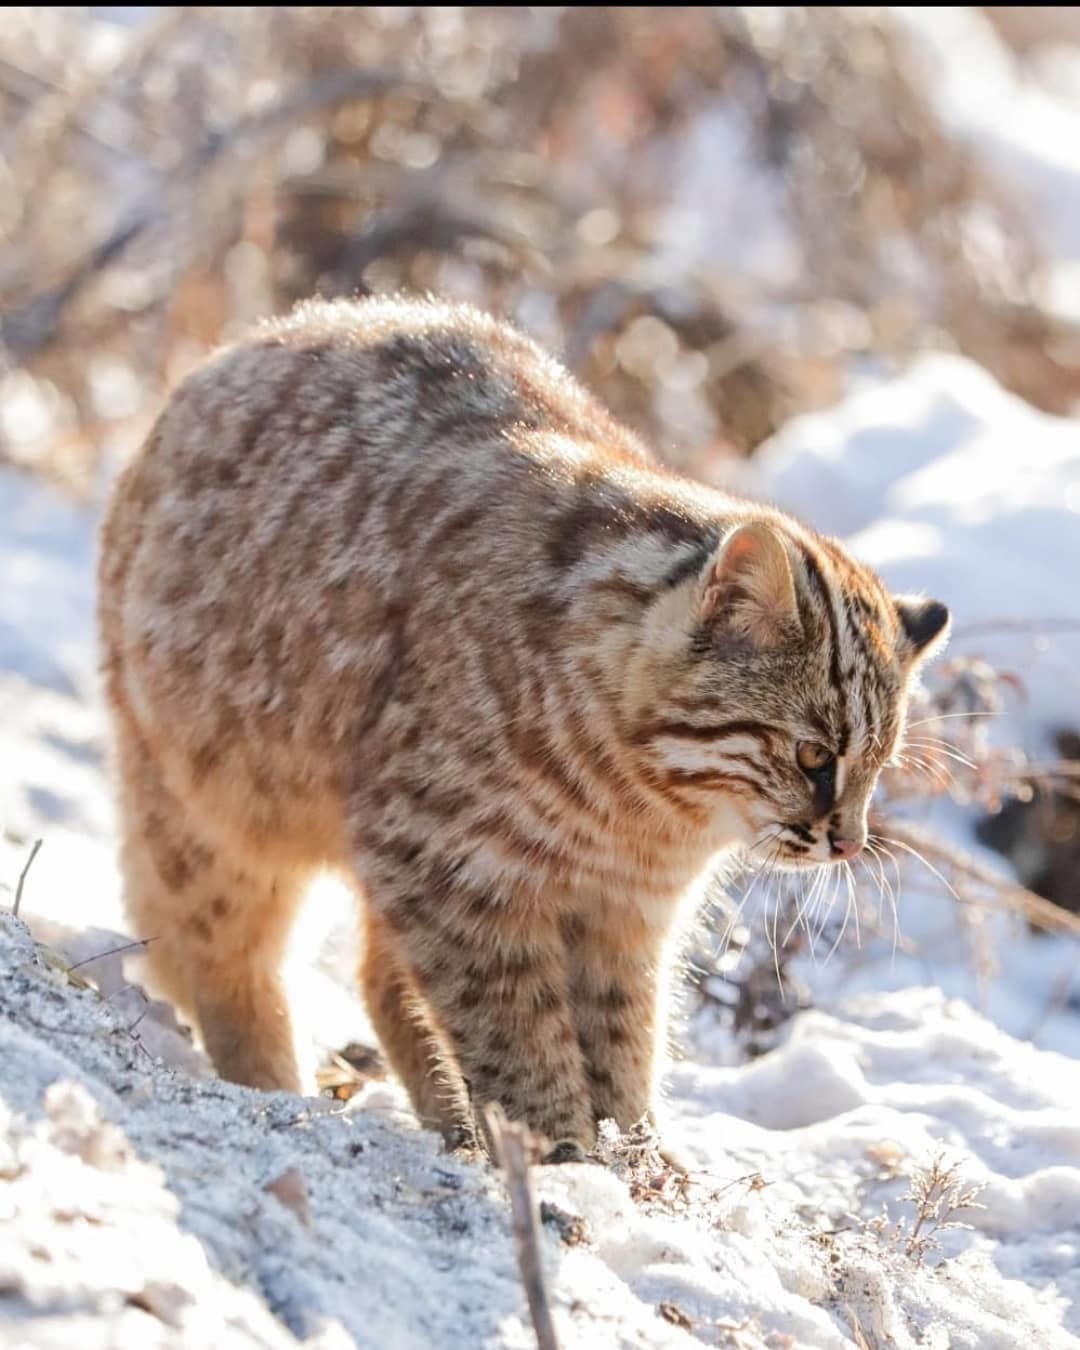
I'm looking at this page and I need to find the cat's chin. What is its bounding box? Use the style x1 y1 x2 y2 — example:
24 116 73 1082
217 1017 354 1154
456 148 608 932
774 854 832 873
743 846 832 873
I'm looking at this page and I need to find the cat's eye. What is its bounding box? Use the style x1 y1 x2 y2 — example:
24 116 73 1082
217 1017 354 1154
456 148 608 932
796 741 834 773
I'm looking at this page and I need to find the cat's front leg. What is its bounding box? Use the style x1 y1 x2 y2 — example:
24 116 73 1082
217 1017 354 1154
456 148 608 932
361 849 595 1154
563 906 672 1143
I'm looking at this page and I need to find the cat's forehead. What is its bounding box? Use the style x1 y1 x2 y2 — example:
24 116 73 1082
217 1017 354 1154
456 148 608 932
797 573 906 761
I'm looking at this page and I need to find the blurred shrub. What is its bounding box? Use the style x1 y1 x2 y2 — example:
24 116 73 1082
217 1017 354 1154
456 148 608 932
1 6 1079 489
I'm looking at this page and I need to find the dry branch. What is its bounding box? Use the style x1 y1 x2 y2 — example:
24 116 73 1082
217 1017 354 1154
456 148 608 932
12 838 42 919
2 65 409 361
484 1105 560 1350
883 819 1080 938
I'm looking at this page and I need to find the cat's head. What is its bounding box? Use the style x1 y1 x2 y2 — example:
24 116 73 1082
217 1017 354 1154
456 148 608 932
629 518 950 868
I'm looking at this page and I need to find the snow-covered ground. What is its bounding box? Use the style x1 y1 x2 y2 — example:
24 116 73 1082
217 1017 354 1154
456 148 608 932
4 913 1080 1350
2 339 1079 1348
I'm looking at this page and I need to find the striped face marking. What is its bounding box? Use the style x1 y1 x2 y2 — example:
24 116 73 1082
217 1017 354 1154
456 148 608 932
629 521 948 869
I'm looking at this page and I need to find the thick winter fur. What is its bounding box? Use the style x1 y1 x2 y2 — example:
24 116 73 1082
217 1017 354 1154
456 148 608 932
97 296 949 1156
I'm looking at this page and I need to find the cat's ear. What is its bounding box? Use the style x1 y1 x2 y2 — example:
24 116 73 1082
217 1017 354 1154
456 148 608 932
699 522 800 648
895 595 951 664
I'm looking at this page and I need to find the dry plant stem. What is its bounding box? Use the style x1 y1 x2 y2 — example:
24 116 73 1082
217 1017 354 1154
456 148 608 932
484 1106 561 1350
1021 762 1080 780
12 837 42 918
66 936 154 975
845 1307 873 1350
882 818 1080 939
903 1154 986 1261
3 67 410 362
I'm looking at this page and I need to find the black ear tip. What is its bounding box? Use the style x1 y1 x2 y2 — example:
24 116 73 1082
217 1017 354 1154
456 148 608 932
898 598 950 652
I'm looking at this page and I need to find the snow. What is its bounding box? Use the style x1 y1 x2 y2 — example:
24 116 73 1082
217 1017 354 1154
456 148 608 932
4 911 1080 1349
0 468 124 944
655 97 802 297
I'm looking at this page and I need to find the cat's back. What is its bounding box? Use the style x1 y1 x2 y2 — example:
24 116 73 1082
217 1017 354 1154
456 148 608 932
97 297 663 792
102 294 655 639
101 297 654 643
127 295 650 507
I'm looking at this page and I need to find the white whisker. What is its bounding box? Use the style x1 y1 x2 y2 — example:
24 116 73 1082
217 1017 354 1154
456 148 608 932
904 737 977 771
868 834 906 962
906 711 1001 728
877 831 961 905
844 860 860 949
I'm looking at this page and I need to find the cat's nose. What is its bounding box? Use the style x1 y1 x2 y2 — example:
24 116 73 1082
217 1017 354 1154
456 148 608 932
828 834 862 861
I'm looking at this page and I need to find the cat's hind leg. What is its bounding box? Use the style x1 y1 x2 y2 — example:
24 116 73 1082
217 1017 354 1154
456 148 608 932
115 722 310 1093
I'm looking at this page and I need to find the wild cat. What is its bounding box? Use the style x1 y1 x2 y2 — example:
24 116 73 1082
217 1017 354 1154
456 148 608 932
97 296 949 1161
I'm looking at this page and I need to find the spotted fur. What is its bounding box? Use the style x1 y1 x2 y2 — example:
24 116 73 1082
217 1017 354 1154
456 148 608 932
97 296 949 1154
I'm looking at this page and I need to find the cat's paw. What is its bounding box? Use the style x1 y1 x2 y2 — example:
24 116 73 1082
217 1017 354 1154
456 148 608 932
442 1121 482 1157
542 1138 592 1165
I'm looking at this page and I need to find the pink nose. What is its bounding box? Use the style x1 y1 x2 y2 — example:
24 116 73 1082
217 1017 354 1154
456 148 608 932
829 835 862 861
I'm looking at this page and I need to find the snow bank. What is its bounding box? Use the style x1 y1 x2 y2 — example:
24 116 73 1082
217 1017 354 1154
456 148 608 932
0 467 121 939
892 8 1080 271
6 910 1080 1349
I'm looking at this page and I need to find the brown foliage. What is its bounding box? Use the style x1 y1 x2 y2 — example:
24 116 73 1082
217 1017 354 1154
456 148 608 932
2 8 1078 490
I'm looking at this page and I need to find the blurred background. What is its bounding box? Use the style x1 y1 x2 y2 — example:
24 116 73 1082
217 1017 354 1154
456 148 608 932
2 6 1079 1055
4 6 1080 487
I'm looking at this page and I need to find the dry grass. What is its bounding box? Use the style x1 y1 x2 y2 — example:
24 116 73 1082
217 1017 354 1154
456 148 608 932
11 837 42 919
867 1151 986 1264
872 657 1080 938
2 7 1078 492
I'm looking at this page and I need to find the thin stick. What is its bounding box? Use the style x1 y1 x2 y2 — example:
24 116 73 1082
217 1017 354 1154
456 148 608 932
882 820 1080 939
484 1106 560 1350
12 838 43 918
66 935 156 974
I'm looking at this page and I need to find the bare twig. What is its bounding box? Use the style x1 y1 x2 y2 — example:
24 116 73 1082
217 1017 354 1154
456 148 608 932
66 935 156 974
484 1105 560 1350
1018 762 1080 781
883 820 1080 938
846 1306 873 1350
12 837 43 918
903 1153 986 1261
866 1151 985 1263
2 66 412 360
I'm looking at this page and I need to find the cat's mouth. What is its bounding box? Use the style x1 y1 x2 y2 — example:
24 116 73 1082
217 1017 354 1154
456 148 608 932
775 850 833 871
748 827 850 870
771 841 861 871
